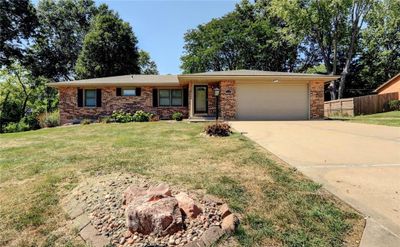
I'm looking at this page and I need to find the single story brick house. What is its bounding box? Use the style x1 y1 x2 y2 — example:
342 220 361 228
48 70 338 124
374 73 400 99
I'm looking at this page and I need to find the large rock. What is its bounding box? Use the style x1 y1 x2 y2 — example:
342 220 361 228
123 183 172 205
123 186 146 205
125 196 183 235
175 192 202 219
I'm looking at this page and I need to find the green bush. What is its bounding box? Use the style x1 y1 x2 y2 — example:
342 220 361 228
4 120 31 133
133 110 153 122
37 110 60 128
387 100 400 111
172 112 183 121
204 122 232 137
111 110 134 123
80 119 92 125
99 116 113 123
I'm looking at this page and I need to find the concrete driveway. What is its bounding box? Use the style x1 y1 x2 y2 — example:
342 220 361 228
230 121 400 246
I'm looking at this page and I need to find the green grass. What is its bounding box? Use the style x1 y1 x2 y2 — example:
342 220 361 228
331 111 400 127
0 122 363 246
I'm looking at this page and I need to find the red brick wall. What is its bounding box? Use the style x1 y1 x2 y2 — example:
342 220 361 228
309 81 324 119
220 80 236 119
58 86 188 124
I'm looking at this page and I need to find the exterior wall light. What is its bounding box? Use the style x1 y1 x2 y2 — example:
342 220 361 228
213 87 220 96
273 79 279 83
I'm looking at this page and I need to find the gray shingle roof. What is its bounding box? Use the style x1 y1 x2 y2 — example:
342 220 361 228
186 69 334 77
47 70 339 87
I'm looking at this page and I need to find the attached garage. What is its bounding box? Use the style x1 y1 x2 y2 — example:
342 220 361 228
236 82 309 120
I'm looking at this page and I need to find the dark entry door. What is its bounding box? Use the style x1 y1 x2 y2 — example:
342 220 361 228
194 85 207 114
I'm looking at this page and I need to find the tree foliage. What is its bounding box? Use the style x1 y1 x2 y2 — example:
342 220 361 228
348 0 400 96
138 50 159 75
0 0 38 66
27 0 98 81
0 64 58 133
75 6 140 79
181 0 298 73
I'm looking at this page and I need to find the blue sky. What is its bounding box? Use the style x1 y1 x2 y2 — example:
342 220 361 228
102 0 240 74
33 0 240 74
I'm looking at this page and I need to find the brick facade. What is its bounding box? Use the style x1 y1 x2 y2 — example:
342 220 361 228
309 81 324 119
58 86 188 124
58 79 324 124
219 80 236 119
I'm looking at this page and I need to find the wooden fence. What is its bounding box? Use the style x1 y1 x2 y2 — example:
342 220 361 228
324 92 399 117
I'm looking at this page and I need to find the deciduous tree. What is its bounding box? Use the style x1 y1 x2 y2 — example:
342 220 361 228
75 6 140 79
138 50 159 75
27 0 98 81
0 0 38 66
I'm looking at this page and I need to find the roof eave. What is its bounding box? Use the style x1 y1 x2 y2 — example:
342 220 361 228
47 82 180 88
178 74 339 82
373 73 400 92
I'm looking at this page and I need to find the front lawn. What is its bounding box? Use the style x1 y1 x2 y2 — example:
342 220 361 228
0 122 363 246
331 111 400 127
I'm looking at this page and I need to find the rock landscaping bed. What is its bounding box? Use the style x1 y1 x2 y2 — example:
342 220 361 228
62 173 239 247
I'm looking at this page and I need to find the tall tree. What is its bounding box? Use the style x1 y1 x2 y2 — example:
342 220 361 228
27 0 98 81
181 0 298 73
271 0 374 99
349 0 400 95
75 6 140 79
0 0 38 66
271 0 350 99
138 50 159 75
337 0 373 99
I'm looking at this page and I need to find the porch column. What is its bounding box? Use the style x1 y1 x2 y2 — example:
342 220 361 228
220 80 236 120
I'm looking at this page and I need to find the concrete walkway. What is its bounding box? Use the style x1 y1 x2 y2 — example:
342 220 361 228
230 120 400 246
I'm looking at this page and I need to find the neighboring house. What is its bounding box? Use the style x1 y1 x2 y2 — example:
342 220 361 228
48 70 338 124
374 73 400 99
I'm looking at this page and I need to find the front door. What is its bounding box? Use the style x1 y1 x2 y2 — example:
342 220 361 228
194 85 208 114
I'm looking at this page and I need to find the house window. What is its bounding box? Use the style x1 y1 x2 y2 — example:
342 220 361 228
158 89 183 107
122 88 136 96
171 89 183 106
159 89 171 106
84 89 96 107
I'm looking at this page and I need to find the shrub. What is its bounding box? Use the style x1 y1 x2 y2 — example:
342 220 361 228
172 112 183 121
80 119 92 125
387 100 400 111
99 116 113 123
37 110 60 128
111 110 134 123
204 122 232 137
4 120 30 133
133 110 153 122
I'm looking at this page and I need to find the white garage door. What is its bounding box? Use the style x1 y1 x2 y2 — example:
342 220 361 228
236 83 309 120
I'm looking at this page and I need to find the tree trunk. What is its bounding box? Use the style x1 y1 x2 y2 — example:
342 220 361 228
338 0 371 98
328 81 337 100
0 91 10 133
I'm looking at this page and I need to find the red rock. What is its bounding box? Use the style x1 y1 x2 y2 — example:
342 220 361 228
123 186 146 205
221 214 239 234
125 196 183 236
175 192 202 219
124 183 172 205
219 203 231 219
147 183 172 197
